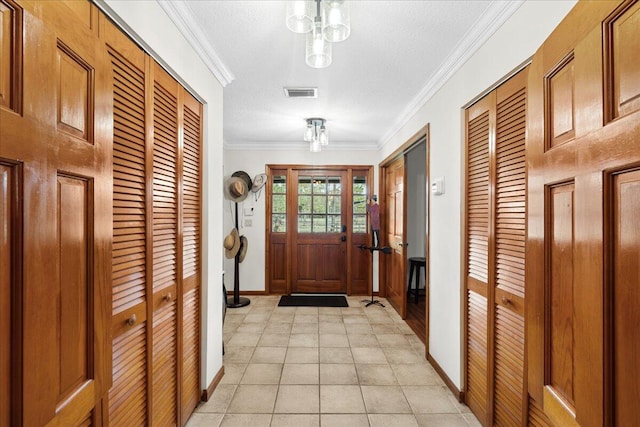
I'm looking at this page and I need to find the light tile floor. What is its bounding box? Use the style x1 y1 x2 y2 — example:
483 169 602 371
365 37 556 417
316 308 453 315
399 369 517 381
187 296 481 427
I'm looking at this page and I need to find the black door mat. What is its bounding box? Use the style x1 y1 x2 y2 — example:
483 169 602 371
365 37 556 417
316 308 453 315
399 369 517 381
278 295 348 307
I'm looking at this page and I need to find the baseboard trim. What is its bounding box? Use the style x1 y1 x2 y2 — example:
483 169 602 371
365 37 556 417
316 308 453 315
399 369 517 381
226 290 268 296
427 353 464 402
227 291 381 296
201 366 225 402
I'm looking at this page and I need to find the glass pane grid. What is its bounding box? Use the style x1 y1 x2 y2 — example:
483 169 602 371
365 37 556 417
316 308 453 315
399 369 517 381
272 175 287 232
353 175 368 234
298 175 342 233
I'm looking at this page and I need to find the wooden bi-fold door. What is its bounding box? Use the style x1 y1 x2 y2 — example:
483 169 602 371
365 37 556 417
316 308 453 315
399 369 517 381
527 1 640 426
0 1 111 425
103 14 203 426
464 67 528 426
0 1 204 425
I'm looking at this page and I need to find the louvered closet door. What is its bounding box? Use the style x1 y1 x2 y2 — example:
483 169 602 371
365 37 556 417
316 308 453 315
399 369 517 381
465 93 493 425
151 61 180 426
180 91 202 424
493 69 527 426
464 67 528 427
104 15 149 426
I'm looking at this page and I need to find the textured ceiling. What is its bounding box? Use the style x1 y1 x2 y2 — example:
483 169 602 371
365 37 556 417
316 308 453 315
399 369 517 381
168 1 521 150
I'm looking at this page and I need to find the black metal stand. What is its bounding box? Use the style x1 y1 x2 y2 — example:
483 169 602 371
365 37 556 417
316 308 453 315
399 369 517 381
358 244 392 308
227 202 250 308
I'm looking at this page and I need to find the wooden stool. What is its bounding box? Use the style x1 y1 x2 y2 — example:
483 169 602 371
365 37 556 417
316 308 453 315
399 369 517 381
407 257 426 304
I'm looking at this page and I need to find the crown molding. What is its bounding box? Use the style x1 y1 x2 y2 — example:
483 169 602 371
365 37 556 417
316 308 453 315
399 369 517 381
224 141 379 152
157 0 235 87
378 0 525 149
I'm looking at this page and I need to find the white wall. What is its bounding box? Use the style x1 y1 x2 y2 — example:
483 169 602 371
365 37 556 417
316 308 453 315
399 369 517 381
101 0 226 391
379 0 576 389
223 148 380 292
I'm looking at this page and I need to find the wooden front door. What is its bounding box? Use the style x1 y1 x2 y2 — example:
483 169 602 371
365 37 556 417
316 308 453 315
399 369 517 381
384 157 407 317
0 2 111 425
527 1 640 426
292 170 348 293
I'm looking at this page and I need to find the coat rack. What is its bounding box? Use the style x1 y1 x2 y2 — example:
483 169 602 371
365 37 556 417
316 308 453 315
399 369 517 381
227 201 250 308
358 244 392 307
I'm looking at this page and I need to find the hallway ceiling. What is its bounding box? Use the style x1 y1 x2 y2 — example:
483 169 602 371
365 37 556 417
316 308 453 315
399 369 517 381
162 1 523 151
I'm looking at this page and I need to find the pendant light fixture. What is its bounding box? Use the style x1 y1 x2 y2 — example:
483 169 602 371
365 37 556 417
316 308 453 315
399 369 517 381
322 0 350 42
304 118 329 152
306 17 332 68
287 0 350 68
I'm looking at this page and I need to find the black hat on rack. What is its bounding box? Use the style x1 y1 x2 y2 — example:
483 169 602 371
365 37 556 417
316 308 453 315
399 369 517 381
238 235 248 263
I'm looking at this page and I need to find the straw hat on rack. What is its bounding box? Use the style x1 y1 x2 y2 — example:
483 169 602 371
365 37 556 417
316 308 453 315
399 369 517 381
223 228 241 259
224 176 249 203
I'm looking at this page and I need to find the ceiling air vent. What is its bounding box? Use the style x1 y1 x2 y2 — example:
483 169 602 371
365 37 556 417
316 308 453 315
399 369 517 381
284 87 318 98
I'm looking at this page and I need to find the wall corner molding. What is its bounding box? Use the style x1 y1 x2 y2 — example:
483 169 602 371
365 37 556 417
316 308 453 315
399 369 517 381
377 0 525 149
157 0 235 87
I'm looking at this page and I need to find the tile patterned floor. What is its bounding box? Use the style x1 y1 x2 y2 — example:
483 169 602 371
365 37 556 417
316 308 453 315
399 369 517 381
187 296 481 427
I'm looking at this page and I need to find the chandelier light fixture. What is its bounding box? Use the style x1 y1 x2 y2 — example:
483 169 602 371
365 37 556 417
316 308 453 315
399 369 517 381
304 118 329 152
286 0 351 68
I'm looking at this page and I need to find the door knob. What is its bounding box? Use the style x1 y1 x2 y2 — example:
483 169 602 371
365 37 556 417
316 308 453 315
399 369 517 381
126 314 137 326
341 236 347 242
164 292 172 302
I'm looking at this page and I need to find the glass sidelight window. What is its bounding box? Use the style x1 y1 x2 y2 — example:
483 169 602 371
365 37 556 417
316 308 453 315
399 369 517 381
353 175 367 233
298 176 342 233
271 175 287 232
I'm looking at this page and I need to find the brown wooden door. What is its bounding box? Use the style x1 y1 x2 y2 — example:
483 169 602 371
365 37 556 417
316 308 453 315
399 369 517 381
180 89 203 426
150 60 180 426
464 68 528 426
0 163 16 427
464 91 493 425
384 157 407 317
266 166 372 296
103 14 203 426
104 14 150 426
291 170 348 293
0 2 111 425
527 1 640 426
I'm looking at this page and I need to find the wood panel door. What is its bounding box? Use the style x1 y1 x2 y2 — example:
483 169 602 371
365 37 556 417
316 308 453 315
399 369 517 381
266 166 372 296
527 1 640 426
464 68 528 426
0 162 18 427
384 157 407 318
291 170 348 293
0 1 111 425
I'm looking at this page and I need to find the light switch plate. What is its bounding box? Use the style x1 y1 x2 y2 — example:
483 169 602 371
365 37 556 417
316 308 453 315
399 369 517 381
431 177 445 195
